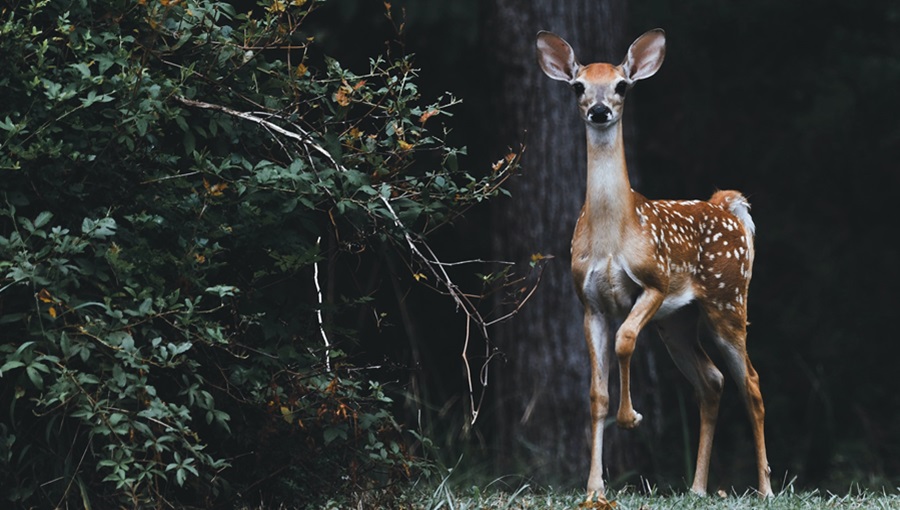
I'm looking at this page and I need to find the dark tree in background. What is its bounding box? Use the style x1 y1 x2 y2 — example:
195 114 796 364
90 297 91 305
482 0 666 485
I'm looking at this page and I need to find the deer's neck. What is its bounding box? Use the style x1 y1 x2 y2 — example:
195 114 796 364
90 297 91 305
583 123 637 250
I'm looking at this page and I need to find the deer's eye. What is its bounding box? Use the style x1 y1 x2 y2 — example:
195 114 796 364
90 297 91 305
615 80 628 96
572 82 585 96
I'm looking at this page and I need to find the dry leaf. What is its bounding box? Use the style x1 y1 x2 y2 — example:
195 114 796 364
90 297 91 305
38 288 54 303
333 86 351 106
419 109 439 124
203 178 227 197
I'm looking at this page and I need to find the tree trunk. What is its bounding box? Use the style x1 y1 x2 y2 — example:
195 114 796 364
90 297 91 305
482 0 663 487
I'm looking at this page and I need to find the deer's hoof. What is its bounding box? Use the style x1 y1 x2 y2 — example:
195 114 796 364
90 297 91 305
616 409 643 429
580 491 615 509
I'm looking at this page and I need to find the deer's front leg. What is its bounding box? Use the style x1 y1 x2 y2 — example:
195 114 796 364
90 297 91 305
615 288 664 429
583 309 612 501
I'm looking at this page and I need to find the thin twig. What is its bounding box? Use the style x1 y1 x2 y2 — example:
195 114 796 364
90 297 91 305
140 171 201 184
313 236 331 372
377 194 485 421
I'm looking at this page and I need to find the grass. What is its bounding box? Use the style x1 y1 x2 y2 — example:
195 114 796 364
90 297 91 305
352 481 900 510
244 481 900 509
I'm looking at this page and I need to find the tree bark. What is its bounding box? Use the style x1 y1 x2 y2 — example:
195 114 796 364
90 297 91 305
482 0 663 487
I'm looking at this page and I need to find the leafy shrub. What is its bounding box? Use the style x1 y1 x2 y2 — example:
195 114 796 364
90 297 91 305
0 0 515 507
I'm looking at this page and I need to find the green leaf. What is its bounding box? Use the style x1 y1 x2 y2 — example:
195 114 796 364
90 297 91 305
70 62 92 79
323 426 347 445
33 211 53 229
108 331 134 351
183 130 196 155
0 116 17 132
205 285 239 297
108 412 127 426
25 366 43 389
80 90 114 107
81 217 117 238
134 117 148 136
0 360 25 375
138 297 153 315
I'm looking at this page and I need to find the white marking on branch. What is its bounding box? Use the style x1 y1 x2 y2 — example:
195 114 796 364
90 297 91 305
314 236 331 372
174 96 343 171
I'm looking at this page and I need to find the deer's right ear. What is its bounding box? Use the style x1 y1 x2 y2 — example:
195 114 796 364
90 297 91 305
622 29 666 82
536 31 579 82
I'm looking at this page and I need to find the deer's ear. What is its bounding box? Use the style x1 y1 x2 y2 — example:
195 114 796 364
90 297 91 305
536 31 580 82
622 29 665 82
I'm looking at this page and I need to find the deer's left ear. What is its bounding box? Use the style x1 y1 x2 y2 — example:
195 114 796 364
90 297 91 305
622 29 666 82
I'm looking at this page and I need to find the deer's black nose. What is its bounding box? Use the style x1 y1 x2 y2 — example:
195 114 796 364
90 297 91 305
587 105 612 123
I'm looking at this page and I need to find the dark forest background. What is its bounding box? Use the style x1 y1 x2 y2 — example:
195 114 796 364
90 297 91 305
311 0 900 494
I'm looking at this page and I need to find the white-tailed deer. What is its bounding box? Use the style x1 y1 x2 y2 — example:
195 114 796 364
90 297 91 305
536 29 773 501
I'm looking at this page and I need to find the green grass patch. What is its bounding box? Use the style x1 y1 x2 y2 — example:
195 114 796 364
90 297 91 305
301 483 900 509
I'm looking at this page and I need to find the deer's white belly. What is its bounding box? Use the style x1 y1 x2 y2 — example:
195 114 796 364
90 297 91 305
654 283 695 318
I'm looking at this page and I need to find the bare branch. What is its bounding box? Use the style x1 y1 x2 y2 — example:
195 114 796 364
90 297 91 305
314 236 331 372
174 95 343 171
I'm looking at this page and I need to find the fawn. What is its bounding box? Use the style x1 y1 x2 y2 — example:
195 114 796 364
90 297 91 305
536 29 773 501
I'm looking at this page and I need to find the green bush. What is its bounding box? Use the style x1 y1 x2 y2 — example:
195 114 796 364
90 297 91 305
0 0 514 507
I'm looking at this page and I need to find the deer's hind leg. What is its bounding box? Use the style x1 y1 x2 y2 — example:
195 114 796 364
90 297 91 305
656 306 724 496
704 306 774 497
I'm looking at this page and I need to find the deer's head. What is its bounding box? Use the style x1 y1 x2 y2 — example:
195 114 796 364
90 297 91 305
537 29 666 127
